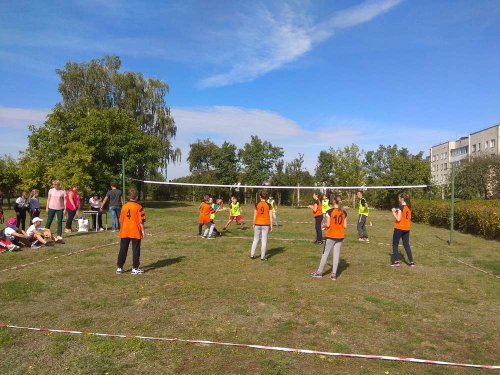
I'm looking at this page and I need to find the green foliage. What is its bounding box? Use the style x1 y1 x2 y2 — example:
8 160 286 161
315 144 365 187
0 155 20 204
412 199 500 240
364 145 431 208
455 155 500 199
21 56 179 196
239 135 284 185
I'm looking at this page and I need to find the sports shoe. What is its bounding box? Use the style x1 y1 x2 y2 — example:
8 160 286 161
99 228 105 231
207 237 215 240
64 228 72 233
331 273 337 281
249 255 256 259
7 243 17 252
116 267 123 274
310 271 322 278
261 257 268 261
364 238 370 243
31 243 41 249
131 268 144 275
409 262 416 268
390 261 401 267
358 238 365 242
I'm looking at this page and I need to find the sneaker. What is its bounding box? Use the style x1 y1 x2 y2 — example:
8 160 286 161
364 238 370 243
249 255 256 259
7 244 17 252
64 228 72 233
99 228 105 231
131 268 144 275
31 244 41 249
390 261 401 267
207 237 215 240
116 267 123 274
409 262 416 268
358 238 365 242
261 257 268 261
201 235 207 238
331 273 337 281
310 271 322 278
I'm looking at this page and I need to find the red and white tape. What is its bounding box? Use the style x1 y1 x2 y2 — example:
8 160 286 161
0 242 118 274
1 324 498 370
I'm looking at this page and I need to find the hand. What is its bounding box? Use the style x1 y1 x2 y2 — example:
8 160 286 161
391 208 396 213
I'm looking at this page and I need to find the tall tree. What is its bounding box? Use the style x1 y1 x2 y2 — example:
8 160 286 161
0 155 20 207
455 155 500 199
315 144 365 187
21 56 180 195
238 136 284 185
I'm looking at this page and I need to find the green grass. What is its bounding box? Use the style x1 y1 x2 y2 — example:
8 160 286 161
0 202 499 374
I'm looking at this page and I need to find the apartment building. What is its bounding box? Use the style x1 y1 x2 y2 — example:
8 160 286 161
429 124 499 184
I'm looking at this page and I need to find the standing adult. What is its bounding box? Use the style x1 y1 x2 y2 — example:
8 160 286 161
356 190 369 243
101 183 123 232
45 180 66 243
65 184 80 233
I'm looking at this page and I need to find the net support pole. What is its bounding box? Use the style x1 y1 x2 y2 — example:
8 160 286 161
297 184 300 207
122 158 126 196
449 164 455 245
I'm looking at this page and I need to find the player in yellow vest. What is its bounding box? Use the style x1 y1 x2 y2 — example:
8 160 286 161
266 195 279 227
356 190 369 242
223 196 245 230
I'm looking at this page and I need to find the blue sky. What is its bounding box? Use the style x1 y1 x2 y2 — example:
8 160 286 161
1 0 499 179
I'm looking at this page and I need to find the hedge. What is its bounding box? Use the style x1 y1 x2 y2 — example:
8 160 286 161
411 199 500 240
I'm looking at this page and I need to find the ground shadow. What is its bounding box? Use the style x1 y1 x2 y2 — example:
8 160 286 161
327 258 350 276
143 256 186 272
266 246 286 259
141 201 191 209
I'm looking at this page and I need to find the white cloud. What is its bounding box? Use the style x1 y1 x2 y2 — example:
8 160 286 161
199 0 404 87
0 107 49 129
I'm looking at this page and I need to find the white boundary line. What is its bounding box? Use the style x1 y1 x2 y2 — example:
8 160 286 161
0 242 119 274
1 324 498 369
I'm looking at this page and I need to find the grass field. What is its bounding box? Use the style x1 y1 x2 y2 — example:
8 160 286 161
0 202 499 374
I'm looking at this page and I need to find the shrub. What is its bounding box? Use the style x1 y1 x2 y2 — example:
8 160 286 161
412 199 500 240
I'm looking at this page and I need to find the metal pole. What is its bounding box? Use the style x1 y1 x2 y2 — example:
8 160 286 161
297 184 300 207
449 164 455 245
122 158 126 196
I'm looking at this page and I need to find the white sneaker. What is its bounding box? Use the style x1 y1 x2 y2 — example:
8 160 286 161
131 268 144 275
7 244 17 252
99 228 104 231
116 267 123 274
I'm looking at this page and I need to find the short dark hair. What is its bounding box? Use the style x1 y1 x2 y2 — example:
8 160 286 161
128 188 138 200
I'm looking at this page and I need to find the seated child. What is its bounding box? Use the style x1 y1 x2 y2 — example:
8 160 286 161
0 228 20 252
4 217 32 248
26 217 54 248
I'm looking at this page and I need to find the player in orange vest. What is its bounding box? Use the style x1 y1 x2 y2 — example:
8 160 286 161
116 188 146 275
391 192 415 267
199 195 215 239
308 192 324 244
250 191 273 260
310 194 347 281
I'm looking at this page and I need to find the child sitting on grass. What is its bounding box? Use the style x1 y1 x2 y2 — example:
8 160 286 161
4 217 31 248
26 217 54 248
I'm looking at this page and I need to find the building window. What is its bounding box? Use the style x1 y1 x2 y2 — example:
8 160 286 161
486 140 490 148
491 139 495 148
478 143 481 150
472 144 476 152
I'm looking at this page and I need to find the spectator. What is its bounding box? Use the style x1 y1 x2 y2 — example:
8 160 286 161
45 180 66 243
4 217 32 248
88 192 104 231
29 189 41 224
14 191 30 230
26 217 54 247
65 184 80 233
101 183 123 232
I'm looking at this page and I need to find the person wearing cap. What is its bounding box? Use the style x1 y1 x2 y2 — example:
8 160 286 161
4 217 31 248
26 217 54 248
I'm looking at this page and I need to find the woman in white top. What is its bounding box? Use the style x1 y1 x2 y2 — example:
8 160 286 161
14 191 30 230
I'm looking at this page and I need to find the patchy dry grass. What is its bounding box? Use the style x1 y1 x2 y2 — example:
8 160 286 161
0 202 499 374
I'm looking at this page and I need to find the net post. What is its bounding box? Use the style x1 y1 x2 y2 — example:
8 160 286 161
297 183 300 207
449 164 455 245
122 158 126 197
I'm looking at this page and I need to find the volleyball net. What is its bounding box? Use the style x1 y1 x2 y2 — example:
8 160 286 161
128 179 429 207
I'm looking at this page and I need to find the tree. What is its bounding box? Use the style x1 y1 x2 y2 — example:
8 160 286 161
21 56 180 196
187 139 218 174
211 141 239 185
0 155 20 207
363 145 431 207
238 136 284 185
455 155 500 199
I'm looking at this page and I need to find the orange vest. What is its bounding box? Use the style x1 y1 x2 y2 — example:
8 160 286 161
199 202 213 224
119 201 145 239
394 205 411 231
324 208 347 239
313 200 322 217
254 201 271 226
